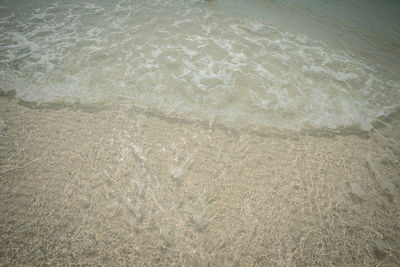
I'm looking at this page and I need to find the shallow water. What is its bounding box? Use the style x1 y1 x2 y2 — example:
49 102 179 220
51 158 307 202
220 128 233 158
1 95 399 265
0 0 399 131
1 1 400 265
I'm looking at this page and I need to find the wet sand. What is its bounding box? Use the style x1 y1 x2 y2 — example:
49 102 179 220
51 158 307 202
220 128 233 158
0 96 399 266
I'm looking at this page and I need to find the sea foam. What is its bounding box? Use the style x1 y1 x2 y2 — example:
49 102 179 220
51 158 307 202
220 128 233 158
0 0 399 131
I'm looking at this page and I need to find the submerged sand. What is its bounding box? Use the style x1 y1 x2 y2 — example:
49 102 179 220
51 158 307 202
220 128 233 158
0 96 399 266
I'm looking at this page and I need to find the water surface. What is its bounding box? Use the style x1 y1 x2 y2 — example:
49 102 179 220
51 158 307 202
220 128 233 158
0 0 399 131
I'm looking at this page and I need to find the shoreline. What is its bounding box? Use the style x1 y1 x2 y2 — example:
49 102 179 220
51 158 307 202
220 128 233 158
1 96 399 265
1 89 392 138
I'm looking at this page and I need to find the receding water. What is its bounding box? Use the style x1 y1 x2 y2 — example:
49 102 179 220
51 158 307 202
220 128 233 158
1 1 400 265
0 0 399 130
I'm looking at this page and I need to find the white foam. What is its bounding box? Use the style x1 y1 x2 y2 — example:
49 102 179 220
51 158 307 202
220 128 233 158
0 0 399 131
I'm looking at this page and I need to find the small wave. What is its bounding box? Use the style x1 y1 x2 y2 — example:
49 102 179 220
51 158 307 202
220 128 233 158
0 0 399 131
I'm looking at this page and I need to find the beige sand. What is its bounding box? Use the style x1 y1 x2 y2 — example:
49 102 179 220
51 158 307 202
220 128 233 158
0 96 399 266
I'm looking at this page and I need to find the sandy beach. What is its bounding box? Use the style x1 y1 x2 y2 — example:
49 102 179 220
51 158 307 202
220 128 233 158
0 95 399 265
1 0 400 265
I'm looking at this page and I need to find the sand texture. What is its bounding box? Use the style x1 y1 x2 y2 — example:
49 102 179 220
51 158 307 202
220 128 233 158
1 96 399 266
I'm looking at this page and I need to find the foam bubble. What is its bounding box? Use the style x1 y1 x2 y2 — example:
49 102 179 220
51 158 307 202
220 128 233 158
0 0 399 131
